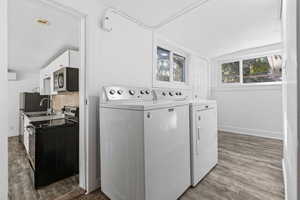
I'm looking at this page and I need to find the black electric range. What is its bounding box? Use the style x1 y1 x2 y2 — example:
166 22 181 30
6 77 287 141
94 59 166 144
27 106 79 189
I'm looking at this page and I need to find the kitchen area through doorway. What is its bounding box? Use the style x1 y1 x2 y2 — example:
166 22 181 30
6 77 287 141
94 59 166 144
7 0 85 199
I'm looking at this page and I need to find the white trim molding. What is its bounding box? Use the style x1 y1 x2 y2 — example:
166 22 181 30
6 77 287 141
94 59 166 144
219 125 283 140
282 159 288 200
40 0 89 192
0 0 8 198
102 0 212 30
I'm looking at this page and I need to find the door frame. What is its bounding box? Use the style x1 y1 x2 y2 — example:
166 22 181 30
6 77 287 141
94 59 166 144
39 0 88 190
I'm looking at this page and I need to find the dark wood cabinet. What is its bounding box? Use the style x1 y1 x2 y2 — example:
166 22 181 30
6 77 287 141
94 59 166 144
29 124 79 188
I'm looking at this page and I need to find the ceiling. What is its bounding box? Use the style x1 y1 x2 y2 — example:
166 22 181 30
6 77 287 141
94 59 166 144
157 0 282 58
100 0 207 28
8 0 80 72
101 0 282 58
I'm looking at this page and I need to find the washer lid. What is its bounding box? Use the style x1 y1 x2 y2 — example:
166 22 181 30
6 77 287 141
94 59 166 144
100 100 189 111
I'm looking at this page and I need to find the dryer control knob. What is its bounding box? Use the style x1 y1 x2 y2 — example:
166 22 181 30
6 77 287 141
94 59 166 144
117 90 123 95
109 89 116 95
129 90 135 95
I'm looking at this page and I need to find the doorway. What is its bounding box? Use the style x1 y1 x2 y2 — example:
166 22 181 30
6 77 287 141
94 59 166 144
7 0 87 199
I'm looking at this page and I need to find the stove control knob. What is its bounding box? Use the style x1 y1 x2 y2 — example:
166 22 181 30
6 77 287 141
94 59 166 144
129 90 135 95
162 92 166 96
145 90 150 95
179 92 182 96
175 92 179 96
169 92 173 96
140 90 145 95
109 89 116 95
117 90 123 95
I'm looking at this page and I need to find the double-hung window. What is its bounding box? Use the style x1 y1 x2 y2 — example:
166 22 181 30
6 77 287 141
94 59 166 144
221 54 283 85
155 45 188 87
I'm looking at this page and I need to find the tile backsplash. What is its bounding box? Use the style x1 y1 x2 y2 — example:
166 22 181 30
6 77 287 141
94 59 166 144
52 92 79 112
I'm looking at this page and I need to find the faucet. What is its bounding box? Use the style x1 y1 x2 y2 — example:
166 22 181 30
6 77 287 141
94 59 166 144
40 97 53 115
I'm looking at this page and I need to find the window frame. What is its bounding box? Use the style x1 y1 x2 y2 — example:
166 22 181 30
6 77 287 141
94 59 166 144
153 39 190 89
218 50 283 87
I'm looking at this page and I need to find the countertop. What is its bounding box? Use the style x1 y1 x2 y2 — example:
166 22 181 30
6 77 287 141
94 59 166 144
23 111 65 122
30 118 78 129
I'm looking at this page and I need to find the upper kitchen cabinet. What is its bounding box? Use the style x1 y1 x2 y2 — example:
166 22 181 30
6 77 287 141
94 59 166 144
40 50 80 95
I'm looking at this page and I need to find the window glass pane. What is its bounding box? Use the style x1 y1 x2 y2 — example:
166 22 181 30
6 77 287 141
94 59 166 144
173 53 185 82
157 47 170 82
243 55 282 83
221 61 240 83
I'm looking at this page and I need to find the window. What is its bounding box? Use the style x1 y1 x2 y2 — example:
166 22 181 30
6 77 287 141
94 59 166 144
173 53 185 82
155 46 187 85
221 54 282 85
157 47 171 81
221 61 240 83
243 55 282 83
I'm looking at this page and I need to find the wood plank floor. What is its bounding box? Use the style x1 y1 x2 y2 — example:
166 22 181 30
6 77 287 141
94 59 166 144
9 131 284 200
73 131 284 200
180 131 284 200
8 136 83 200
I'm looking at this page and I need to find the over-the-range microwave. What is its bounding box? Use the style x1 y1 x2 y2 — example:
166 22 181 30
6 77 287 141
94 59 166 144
53 67 79 92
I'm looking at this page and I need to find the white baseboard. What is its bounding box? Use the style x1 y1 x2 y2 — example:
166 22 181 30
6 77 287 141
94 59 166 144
282 159 288 200
219 125 283 140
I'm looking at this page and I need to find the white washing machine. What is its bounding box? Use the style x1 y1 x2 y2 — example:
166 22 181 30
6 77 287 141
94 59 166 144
189 100 218 187
100 86 191 200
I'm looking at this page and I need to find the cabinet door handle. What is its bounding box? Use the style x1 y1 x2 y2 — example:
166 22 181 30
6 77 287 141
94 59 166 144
196 127 200 155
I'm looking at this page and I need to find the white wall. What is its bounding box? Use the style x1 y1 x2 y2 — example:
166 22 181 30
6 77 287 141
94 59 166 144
211 44 283 139
282 0 298 199
8 72 40 137
0 0 8 198
45 0 209 192
190 56 210 99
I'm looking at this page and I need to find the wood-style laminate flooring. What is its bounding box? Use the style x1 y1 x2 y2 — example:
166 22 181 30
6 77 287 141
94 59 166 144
8 136 82 200
9 131 284 200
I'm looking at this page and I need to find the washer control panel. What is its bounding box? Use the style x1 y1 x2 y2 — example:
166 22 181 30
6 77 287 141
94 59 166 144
153 89 186 101
104 86 153 101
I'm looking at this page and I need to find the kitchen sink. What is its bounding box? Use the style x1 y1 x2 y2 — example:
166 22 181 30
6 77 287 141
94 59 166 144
26 113 55 118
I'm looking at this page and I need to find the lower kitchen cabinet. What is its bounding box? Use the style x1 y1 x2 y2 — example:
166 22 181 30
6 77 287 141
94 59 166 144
29 124 79 188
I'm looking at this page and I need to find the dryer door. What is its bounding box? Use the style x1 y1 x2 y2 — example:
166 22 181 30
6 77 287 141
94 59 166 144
191 107 218 186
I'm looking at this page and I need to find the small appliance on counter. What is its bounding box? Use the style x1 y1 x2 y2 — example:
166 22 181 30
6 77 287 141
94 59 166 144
19 93 49 144
26 106 79 189
53 67 79 92
62 106 79 122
